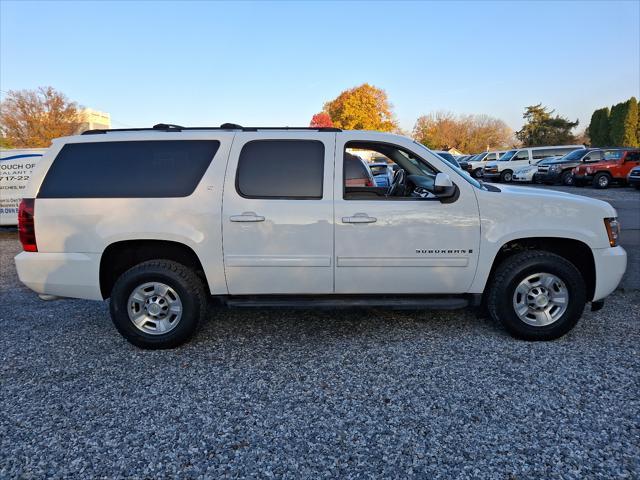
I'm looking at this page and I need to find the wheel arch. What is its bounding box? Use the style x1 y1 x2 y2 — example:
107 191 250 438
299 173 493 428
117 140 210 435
482 237 596 301
99 239 208 299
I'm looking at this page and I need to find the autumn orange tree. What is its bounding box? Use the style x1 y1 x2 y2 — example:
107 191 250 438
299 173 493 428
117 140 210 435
323 84 397 132
0 87 82 148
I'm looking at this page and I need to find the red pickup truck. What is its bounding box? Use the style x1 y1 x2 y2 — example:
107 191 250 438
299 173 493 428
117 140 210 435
572 148 640 188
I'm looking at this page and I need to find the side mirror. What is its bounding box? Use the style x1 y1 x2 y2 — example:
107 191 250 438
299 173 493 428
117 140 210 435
434 172 456 198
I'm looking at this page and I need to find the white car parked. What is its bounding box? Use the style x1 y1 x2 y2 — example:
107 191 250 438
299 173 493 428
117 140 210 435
483 145 585 183
15 124 626 348
512 157 561 183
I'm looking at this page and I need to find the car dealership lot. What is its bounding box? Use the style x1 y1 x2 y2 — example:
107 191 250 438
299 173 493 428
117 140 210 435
1 184 639 478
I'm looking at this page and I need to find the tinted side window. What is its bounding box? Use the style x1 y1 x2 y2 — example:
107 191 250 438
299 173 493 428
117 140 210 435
585 151 602 162
514 150 530 161
532 149 553 159
38 140 219 198
236 140 324 199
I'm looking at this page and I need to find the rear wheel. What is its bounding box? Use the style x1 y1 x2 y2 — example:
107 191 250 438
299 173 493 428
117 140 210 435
500 170 513 183
487 251 586 340
593 172 611 189
109 260 207 349
561 171 574 186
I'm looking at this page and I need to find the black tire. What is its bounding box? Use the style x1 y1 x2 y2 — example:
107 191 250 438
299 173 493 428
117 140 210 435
109 260 207 349
487 251 586 340
500 170 513 183
593 172 610 189
473 168 483 179
561 171 574 186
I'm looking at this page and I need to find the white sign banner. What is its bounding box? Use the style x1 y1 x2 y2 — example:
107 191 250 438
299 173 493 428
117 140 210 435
0 149 46 226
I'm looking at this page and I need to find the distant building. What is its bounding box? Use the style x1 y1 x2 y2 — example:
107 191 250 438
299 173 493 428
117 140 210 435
78 108 111 132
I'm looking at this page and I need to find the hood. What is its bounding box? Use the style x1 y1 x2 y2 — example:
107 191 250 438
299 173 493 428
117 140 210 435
484 161 498 168
493 184 616 215
475 183 617 249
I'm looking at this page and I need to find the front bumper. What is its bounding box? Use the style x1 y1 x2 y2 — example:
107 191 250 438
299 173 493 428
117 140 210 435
482 171 500 181
628 176 640 186
592 246 627 301
512 173 533 182
15 251 103 301
533 171 562 184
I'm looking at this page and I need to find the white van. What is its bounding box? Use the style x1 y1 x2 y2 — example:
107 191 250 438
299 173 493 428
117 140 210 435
467 151 506 178
482 145 584 182
0 148 46 225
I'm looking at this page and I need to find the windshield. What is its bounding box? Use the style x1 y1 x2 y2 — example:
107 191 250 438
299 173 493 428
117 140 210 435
499 150 517 161
436 152 460 167
412 141 483 189
557 149 586 162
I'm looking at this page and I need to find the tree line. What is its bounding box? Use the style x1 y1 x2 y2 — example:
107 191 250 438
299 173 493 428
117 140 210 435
587 97 639 147
3 84 629 152
312 84 586 153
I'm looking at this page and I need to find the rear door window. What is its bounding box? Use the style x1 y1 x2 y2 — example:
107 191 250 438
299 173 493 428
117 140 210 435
236 140 324 199
38 140 220 198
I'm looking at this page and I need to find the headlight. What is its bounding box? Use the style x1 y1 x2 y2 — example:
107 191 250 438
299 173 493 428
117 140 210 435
586 167 592 174
549 165 560 172
604 217 620 247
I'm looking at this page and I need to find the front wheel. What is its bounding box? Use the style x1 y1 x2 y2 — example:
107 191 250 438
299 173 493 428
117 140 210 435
593 172 611 189
487 251 586 340
472 168 483 179
500 170 513 183
109 260 207 349
561 171 574 186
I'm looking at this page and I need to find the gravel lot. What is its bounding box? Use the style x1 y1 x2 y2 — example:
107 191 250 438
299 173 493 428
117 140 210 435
1 185 639 478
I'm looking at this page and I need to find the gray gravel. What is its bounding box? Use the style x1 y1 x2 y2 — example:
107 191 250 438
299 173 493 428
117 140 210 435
1 231 639 478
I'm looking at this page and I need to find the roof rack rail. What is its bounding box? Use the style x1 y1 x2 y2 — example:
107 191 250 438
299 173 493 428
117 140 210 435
82 123 342 135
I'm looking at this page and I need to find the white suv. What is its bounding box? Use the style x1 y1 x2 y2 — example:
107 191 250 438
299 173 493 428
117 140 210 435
15 124 626 348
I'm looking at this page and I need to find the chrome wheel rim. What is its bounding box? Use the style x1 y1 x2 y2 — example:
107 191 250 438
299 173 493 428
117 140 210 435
127 282 183 335
598 176 608 187
503 172 512 181
512 273 569 327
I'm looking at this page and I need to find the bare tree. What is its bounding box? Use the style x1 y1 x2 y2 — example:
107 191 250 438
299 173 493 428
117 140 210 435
0 87 82 148
413 112 515 153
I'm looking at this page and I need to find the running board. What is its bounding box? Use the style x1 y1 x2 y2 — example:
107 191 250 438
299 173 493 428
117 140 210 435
220 295 471 310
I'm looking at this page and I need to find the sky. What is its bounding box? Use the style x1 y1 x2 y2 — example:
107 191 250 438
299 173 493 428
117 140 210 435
1 0 639 132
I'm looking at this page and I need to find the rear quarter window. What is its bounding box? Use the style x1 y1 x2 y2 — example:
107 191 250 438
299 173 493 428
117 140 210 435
38 140 219 198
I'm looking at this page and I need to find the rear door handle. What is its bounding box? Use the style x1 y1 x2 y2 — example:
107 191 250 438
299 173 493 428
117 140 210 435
230 212 265 222
342 213 377 224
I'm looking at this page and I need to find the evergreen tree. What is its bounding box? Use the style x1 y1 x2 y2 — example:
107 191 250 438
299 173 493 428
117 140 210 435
609 101 626 146
587 108 610 146
515 104 578 146
623 97 638 147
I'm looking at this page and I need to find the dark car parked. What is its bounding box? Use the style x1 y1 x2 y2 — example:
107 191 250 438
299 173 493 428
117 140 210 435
626 165 640 189
533 148 601 185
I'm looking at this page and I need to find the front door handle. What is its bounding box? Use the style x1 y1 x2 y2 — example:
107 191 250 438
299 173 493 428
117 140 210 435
230 212 265 222
342 213 377 224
